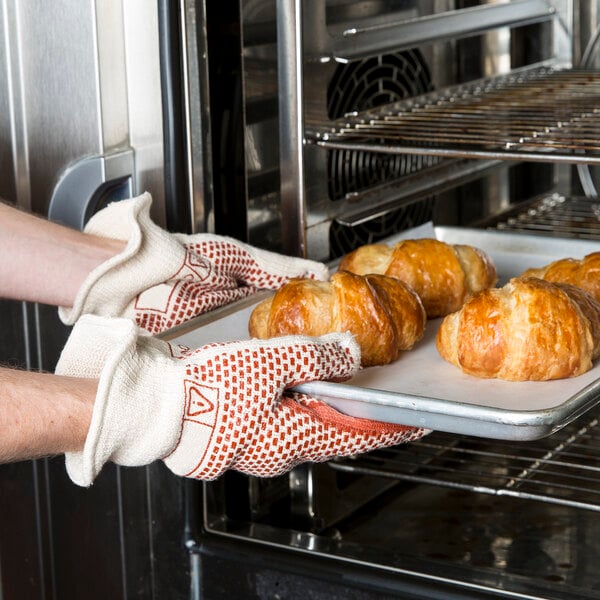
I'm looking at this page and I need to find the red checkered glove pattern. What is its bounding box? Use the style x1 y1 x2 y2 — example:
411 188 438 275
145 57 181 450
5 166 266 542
59 193 328 334
55 316 427 486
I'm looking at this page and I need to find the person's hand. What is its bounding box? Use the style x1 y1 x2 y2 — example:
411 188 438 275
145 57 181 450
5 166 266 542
56 315 427 486
59 193 328 334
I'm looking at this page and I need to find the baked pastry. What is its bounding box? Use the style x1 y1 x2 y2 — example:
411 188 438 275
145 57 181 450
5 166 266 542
338 238 497 318
436 277 600 381
520 252 600 303
248 270 426 367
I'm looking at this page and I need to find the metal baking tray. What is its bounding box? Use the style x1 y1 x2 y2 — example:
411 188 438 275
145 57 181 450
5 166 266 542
164 226 600 441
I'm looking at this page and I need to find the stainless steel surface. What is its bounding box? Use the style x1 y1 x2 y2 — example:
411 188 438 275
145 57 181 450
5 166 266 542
181 0 215 234
0 0 166 223
121 0 166 220
0 1 28 208
330 0 555 63
333 158 502 226
1 0 101 211
277 0 308 256
48 149 134 229
205 407 600 599
574 0 600 66
296 371 600 441
310 67 600 165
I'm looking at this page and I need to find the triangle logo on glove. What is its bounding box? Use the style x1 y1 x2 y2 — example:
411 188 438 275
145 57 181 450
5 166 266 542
182 253 212 282
184 380 219 418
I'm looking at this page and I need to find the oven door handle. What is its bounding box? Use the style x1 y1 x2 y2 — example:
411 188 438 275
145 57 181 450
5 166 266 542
48 148 134 230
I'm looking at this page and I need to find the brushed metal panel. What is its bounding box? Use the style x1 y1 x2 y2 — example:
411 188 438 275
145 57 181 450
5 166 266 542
1 0 166 223
95 0 130 151
123 0 166 224
13 0 101 213
0 0 25 206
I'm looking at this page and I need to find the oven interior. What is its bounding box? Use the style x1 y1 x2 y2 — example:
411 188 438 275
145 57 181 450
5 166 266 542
201 2 600 598
211 0 578 260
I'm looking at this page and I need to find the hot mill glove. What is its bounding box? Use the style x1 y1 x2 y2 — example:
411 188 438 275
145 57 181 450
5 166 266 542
59 192 329 334
55 315 427 487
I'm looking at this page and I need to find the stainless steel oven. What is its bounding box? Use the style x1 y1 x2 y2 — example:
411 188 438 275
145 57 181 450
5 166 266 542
2 1 600 599
199 2 600 598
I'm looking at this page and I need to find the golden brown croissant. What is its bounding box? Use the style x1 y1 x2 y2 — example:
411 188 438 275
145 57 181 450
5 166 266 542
520 252 600 303
338 238 497 318
248 270 426 367
436 277 600 381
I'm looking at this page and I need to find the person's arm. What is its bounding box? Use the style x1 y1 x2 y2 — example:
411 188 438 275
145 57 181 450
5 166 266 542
57 193 330 334
54 315 428 487
0 203 125 307
0 366 95 462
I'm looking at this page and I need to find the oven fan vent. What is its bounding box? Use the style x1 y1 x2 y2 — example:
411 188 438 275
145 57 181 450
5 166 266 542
328 198 434 258
326 50 437 259
326 49 436 202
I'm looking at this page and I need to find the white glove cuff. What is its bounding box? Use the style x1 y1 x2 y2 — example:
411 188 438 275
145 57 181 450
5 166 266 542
56 315 183 487
235 238 330 280
175 233 330 281
59 193 186 325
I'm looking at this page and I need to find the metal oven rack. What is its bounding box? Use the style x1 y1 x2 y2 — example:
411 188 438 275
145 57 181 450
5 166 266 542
331 414 600 512
492 193 600 238
307 67 600 166
330 195 600 513
275 0 568 255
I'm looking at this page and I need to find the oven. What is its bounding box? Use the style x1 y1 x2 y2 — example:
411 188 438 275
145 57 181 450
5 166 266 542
2 1 600 599
197 3 600 598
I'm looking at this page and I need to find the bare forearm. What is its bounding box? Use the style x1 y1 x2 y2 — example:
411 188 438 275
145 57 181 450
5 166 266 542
0 203 125 307
0 366 95 462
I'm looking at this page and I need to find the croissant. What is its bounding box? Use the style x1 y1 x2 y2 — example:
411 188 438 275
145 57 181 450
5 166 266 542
248 270 426 367
338 238 497 318
436 277 600 381
520 252 600 303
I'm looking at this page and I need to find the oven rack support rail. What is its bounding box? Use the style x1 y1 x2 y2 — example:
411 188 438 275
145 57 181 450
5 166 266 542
326 0 554 63
307 67 600 166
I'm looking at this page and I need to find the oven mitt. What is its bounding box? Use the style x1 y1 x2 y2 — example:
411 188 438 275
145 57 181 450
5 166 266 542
59 192 328 334
55 315 427 487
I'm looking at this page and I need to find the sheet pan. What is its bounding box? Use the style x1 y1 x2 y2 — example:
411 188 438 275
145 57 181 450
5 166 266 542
165 226 600 441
